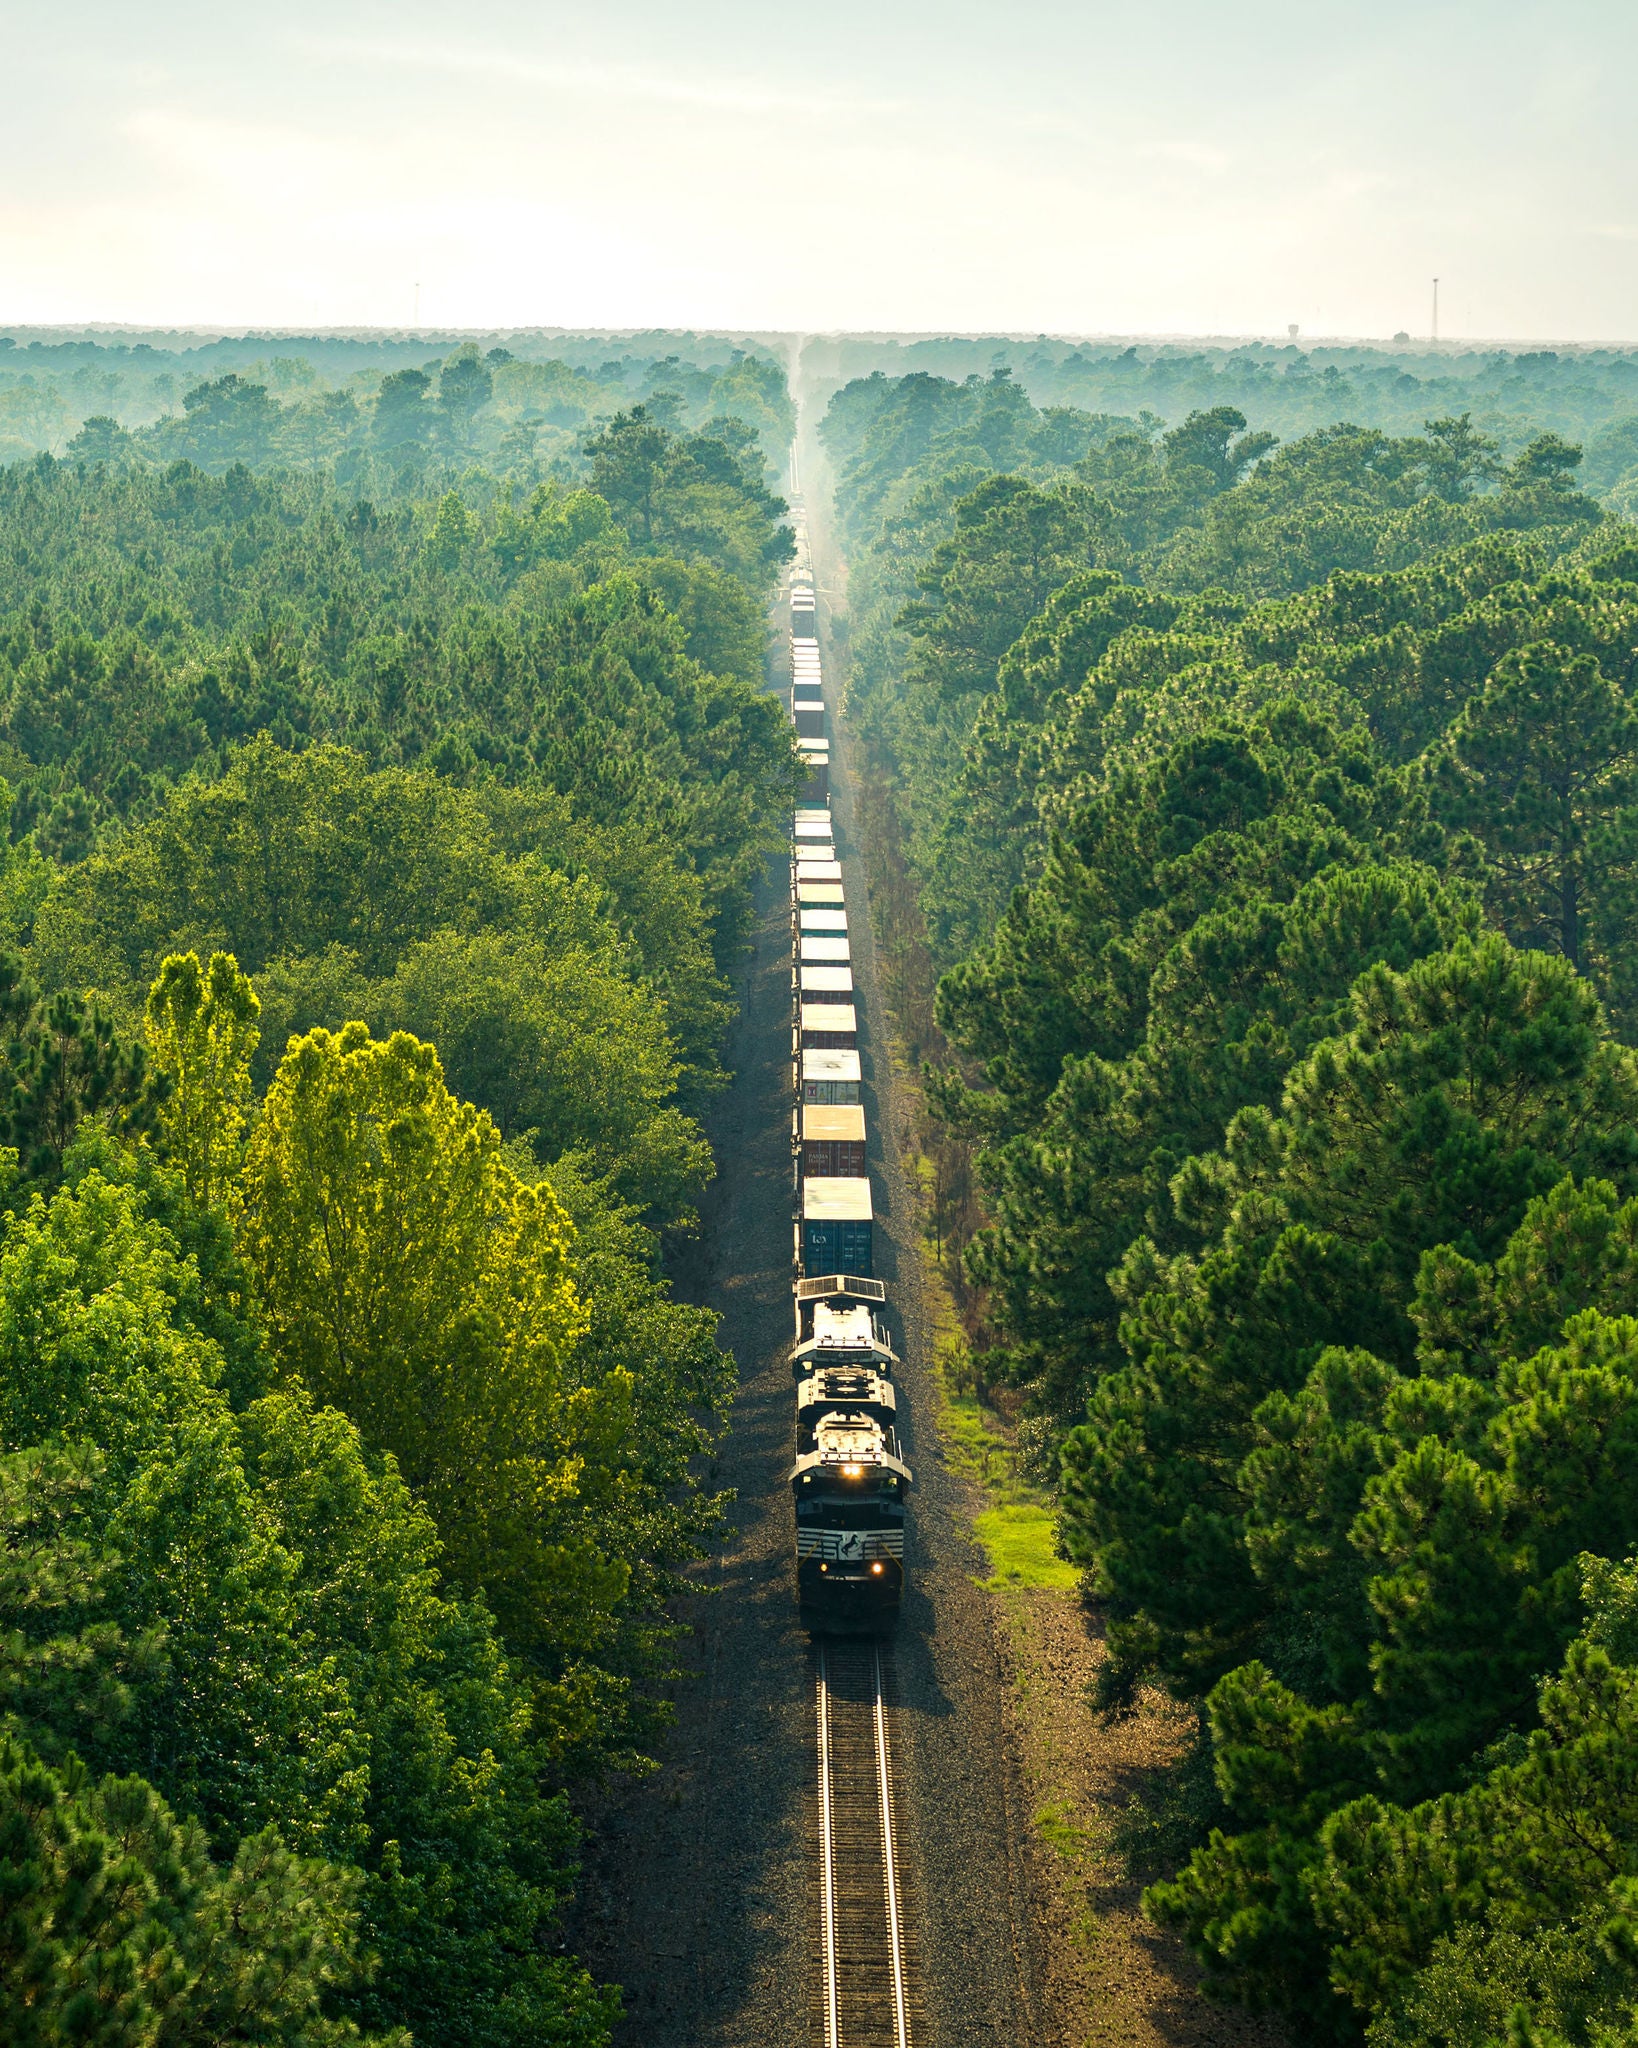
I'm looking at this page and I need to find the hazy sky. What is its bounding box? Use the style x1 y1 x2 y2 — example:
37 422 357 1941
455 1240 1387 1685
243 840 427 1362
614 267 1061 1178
5 0 1635 340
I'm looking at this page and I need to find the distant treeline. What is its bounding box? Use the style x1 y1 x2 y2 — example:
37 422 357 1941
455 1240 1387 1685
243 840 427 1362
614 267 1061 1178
803 335 1638 512
824 361 1638 2045
0 329 795 485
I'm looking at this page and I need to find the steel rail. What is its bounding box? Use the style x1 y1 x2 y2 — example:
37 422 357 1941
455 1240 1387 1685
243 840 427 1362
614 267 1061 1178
818 1647 841 2048
815 1641 911 2048
872 1643 910 2048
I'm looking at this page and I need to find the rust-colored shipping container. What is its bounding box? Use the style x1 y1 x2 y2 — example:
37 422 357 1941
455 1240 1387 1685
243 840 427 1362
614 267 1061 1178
799 1103 867 1178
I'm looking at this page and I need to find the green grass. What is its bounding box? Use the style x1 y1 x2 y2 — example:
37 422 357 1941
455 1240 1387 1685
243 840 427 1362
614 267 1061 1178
972 1503 1080 1592
1033 1798 1095 1861
883 1025 1083 1596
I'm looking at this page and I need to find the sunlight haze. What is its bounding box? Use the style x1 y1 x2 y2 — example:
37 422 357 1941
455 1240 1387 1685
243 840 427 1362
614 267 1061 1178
7 0 1635 337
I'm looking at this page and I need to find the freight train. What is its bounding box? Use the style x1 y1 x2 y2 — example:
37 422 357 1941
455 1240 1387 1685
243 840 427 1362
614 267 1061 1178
783 490 911 1634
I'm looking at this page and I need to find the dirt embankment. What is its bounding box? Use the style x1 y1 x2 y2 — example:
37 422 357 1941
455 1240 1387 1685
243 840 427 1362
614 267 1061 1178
988 1588 1289 2048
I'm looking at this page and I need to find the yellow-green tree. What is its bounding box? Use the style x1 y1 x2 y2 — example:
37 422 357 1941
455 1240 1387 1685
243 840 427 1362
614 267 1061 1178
144 950 261 1210
238 1022 631 1663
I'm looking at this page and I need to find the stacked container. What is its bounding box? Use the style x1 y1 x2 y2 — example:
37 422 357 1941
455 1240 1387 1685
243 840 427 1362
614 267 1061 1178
780 480 907 1633
782 539 871 1280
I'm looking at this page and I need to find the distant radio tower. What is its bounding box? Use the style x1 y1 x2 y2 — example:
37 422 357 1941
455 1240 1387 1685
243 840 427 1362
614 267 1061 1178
413 281 421 328
1432 277 1439 344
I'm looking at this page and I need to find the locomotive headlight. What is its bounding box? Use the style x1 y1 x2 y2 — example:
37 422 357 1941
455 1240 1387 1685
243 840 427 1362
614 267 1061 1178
871 1562 884 1575
843 1463 861 1477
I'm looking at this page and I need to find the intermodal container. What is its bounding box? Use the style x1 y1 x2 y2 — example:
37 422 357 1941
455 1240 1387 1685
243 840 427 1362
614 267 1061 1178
800 1104 867 1178
801 1176 874 1277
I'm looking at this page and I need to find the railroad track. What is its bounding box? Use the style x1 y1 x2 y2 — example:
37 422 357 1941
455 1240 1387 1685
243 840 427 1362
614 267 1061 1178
814 1640 917 2048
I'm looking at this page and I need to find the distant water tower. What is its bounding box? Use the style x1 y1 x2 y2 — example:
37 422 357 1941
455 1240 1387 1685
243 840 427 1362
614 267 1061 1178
1288 324 1299 341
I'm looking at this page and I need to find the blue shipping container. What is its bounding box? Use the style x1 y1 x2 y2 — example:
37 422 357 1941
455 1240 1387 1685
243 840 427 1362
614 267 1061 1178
802 1216 874 1276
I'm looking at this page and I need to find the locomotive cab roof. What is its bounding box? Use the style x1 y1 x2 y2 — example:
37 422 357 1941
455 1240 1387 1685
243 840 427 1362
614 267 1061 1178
789 1411 911 1491
791 1298 895 1371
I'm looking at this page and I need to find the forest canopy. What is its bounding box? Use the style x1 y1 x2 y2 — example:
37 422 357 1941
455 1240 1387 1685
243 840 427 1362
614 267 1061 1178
0 328 795 486
0 336 801 2045
822 356 1638 2046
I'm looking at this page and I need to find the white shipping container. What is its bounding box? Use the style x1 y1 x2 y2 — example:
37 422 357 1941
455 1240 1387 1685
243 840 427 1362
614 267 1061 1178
803 1048 862 1083
800 1002 856 1035
802 1177 872 1221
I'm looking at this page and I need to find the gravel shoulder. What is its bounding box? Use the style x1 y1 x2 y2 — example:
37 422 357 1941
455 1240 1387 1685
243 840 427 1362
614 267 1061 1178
989 1588 1290 2048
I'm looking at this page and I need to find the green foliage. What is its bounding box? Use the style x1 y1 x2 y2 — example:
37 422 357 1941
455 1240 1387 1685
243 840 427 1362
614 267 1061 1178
1429 641 1638 1004
920 541 1638 1415
823 361 1617 979
932 702 1468 1414
0 953 156 1192
0 1733 395 2048
1062 937 1638 1700
585 404 794 583
143 951 259 1212
1306 1552 1638 2045
239 1023 621 1672
823 354 1638 2046
0 341 792 2040
811 336 1638 484
1136 1233 1638 2035
32 743 721 1224
0 1163 619 2046
10 332 793 488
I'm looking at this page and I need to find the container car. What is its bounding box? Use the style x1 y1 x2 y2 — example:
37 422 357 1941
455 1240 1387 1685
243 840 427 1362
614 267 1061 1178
802 1047 862 1103
778 543 914 1632
799 1001 857 1049
799 1103 867 1178
801 1175 873 1276
798 964 853 998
